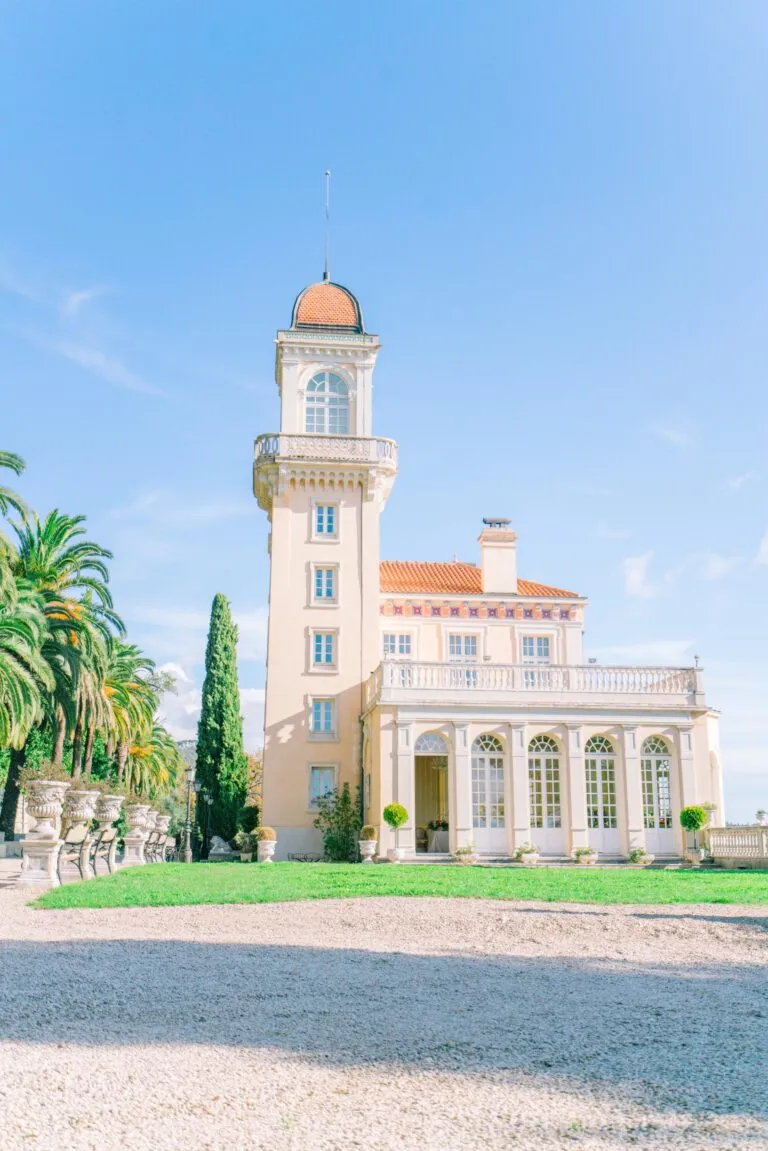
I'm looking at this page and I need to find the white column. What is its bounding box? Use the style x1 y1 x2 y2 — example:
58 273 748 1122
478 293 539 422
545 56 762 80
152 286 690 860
506 722 530 853
395 721 415 854
566 724 588 853
676 725 696 855
451 723 473 850
622 726 645 855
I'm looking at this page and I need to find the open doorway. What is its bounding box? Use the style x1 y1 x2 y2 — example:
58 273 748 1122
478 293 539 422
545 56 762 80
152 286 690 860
414 732 449 852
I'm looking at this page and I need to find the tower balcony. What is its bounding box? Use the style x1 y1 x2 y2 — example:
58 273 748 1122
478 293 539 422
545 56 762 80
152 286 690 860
364 661 706 713
253 433 398 510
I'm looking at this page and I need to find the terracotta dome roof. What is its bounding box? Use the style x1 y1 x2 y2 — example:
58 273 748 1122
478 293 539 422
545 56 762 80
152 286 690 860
291 280 364 332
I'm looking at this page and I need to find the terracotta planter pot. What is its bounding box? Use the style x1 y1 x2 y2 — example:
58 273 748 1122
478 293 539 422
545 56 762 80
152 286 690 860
25 780 71 839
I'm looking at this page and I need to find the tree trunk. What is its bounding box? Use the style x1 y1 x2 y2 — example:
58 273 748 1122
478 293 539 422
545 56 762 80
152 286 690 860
71 717 84 779
0 746 26 839
83 723 96 781
52 710 66 766
106 734 115 760
117 741 129 785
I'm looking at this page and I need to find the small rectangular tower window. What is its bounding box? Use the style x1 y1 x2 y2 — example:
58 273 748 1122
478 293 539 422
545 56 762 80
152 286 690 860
383 633 412 658
312 631 336 668
313 504 338 539
309 764 337 809
310 697 336 737
313 565 337 603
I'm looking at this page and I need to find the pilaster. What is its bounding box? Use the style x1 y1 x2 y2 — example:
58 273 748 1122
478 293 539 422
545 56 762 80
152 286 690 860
622 726 645 855
395 721 415 854
676 725 696 855
565 724 588 852
506 722 530 852
451 723 473 850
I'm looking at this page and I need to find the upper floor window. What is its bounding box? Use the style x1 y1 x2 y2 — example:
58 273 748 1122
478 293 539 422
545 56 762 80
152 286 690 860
312 630 336 667
313 566 337 602
522 636 551 663
383 633 412 658
313 503 337 538
448 634 478 660
310 697 336 737
305 371 349 435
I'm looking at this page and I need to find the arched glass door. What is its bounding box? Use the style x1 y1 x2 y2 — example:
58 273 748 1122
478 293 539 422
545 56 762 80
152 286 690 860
471 734 506 853
528 735 565 855
584 736 620 855
641 736 676 855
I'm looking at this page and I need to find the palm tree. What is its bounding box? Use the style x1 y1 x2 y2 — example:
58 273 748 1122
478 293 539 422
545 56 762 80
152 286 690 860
0 450 27 520
0 563 52 748
102 641 158 782
125 723 183 799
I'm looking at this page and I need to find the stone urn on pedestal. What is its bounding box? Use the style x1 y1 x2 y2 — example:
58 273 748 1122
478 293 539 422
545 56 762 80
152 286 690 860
256 827 277 862
358 825 378 864
93 793 124 873
123 803 151 866
154 814 171 861
61 788 101 879
19 779 71 887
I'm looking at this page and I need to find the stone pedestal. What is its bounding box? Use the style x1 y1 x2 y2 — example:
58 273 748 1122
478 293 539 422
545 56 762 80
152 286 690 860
122 832 146 867
19 838 63 887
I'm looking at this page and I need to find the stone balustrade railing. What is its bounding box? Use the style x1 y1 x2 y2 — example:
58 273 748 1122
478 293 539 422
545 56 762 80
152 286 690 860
254 433 398 470
707 827 768 861
365 661 703 709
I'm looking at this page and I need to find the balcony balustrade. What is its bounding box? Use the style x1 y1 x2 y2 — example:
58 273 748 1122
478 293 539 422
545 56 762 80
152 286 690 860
364 660 704 710
254 433 398 469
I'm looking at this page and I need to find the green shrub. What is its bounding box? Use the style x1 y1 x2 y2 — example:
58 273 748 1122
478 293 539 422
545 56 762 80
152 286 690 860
513 841 539 859
680 805 709 832
382 803 408 830
257 826 277 841
359 824 377 840
234 830 256 852
19 761 72 789
313 783 360 861
573 845 597 858
628 846 652 863
237 805 260 834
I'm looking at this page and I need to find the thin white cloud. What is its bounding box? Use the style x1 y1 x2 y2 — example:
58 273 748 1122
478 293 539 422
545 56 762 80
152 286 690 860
54 341 167 397
653 425 689 448
699 552 741 580
755 531 768 567
60 285 110 318
155 664 264 751
587 639 695 665
727 471 757 490
109 489 253 524
623 552 656 598
124 603 268 664
595 523 630 540
0 255 44 302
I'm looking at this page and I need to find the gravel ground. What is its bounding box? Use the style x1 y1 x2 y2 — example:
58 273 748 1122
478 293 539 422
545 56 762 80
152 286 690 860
0 886 766 1151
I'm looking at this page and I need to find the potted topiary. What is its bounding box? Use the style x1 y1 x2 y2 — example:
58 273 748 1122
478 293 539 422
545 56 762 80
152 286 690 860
680 805 709 865
234 830 256 862
574 845 598 866
383 803 408 862
358 824 378 864
627 846 655 867
514 841 540 866
256 826 277 862
453 843 479 865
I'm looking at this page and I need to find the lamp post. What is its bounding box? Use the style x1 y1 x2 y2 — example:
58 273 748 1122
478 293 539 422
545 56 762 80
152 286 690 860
183 765 195 864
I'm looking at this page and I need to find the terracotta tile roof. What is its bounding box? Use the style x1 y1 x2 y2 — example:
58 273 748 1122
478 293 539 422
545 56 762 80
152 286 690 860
380 560 579 599
293 282 362 329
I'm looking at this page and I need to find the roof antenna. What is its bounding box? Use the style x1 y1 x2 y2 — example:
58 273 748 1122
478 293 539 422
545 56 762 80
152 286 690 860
323 169 331 282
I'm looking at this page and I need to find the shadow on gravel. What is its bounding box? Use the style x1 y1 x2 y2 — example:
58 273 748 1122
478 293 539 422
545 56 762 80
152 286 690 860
0 940 766 1119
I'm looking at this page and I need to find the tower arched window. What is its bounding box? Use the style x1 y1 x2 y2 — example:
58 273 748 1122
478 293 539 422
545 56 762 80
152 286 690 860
305 371 349 435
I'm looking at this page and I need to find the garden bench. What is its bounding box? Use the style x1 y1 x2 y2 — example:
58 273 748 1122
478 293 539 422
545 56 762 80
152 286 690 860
88 825 118 876
57 824 91 883
287 853 322 863
144 830 164 862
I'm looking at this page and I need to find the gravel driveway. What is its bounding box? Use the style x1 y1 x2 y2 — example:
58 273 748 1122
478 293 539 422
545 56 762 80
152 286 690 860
0 887 766 1151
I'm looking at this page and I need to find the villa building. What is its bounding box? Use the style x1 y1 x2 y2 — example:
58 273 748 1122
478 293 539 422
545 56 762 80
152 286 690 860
254 277 724 860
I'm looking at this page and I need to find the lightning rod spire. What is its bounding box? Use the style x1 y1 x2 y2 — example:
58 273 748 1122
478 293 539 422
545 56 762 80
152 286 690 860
323 169 331 282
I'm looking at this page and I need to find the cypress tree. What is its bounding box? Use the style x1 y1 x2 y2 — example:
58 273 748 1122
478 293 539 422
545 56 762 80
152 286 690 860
195 594 248 843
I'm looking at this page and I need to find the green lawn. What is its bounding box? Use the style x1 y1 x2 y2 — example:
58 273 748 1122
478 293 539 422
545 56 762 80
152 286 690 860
34 861 768 909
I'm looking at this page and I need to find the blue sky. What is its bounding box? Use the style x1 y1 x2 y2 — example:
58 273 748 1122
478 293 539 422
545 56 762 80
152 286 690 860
1 2 766 819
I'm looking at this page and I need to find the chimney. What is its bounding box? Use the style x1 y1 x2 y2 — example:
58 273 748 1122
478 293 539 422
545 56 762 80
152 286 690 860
478 517 518 594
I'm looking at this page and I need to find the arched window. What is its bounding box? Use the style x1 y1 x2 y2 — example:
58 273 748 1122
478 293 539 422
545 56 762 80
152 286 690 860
471 735 505 829
415 732 449 756
528 736 561 829
641 736 672 830
305 371 349 435
584 736 617 830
